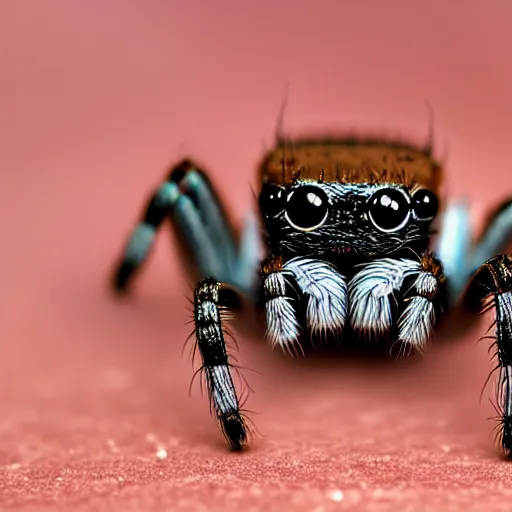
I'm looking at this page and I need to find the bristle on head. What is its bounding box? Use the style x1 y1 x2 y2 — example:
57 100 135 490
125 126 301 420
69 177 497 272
259 137 443 193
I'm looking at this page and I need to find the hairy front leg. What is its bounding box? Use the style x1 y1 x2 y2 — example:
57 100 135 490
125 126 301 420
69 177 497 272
469 254 512 456
194 278 249 449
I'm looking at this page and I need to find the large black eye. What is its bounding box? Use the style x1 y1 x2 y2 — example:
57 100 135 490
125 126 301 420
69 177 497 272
412 189 438 221
259 184 285 218
368 188 411 232
285 185 329 231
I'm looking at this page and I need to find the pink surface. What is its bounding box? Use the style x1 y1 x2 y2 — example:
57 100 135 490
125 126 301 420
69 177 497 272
1 1 512 510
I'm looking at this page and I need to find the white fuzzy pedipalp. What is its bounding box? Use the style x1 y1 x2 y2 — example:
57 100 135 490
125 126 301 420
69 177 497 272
265 296 301 355
349 258 422 337
397 296 435 351
397 270 439 350
282 258 347 336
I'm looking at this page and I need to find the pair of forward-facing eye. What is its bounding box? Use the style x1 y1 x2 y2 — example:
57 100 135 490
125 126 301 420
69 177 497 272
259 184 439 233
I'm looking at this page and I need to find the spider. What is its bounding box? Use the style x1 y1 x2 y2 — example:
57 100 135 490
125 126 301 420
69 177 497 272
111 132 512 455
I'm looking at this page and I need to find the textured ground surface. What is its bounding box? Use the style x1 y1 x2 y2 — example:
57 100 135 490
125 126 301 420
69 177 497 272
1 306 511 512
2 1 512 510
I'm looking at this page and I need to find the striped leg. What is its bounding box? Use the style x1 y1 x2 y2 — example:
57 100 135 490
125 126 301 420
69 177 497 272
111 159 260 295
469 254 512 456
194 278 248 450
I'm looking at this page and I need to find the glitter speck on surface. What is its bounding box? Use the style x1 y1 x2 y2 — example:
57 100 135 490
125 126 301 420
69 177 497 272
156 448 168 460
106 439 119 453
328 489 344 502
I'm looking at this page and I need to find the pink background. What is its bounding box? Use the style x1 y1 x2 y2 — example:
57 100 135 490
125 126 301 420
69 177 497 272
1 1 512 510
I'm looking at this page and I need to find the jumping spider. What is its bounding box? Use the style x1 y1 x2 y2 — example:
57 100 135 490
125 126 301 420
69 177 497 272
111 133 512 455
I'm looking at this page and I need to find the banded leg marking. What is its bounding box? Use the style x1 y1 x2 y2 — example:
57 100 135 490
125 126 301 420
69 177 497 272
112 159 260 295
194 278 248 450
471 254 512 456
112 175 179 292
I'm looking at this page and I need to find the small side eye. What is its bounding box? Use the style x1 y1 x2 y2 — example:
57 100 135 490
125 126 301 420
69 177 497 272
412 189 438 221
367 188 411 232
259 184 285 218
285 185 329 231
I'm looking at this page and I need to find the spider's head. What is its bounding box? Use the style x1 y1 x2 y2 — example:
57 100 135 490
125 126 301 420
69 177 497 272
258 137 442 260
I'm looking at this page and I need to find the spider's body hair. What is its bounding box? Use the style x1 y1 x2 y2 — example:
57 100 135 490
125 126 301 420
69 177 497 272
348 258 422 338
281 258 347 337
263 270 301 354
259 136 442 194
262 253 444 353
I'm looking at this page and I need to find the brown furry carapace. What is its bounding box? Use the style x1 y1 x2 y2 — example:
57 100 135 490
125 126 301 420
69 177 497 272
259 138 443 194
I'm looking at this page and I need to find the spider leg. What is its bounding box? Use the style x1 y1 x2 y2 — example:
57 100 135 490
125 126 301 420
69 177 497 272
470 199 512 275
435 200 472 306
194 278 249 450
436 198 512 306
395 252 446 353
467 254 512 456
111 159 260 296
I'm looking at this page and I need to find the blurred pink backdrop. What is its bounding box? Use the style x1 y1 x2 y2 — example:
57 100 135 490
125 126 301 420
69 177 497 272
1 1 512 510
